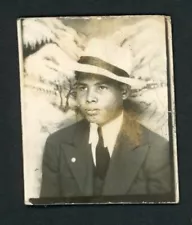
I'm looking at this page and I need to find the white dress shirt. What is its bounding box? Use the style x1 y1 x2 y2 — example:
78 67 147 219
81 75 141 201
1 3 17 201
89 112 124 165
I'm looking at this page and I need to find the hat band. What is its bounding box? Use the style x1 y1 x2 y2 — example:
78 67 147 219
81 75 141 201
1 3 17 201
78 56 130 78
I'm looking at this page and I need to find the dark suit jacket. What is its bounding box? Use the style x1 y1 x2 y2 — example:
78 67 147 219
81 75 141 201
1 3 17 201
39 113 174 202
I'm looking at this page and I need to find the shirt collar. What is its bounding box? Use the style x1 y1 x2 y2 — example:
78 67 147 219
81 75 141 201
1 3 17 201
89 111 124 154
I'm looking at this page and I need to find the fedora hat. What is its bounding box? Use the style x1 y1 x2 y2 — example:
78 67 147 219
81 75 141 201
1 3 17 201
74 38 146 89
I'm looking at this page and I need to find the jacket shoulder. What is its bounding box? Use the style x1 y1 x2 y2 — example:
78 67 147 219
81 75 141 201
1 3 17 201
140 125 169 147
141 126 170 169
46 119 88 145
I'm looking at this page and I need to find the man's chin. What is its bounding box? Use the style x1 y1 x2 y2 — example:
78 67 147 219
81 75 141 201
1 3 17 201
85 115 102 125
86 117 99 124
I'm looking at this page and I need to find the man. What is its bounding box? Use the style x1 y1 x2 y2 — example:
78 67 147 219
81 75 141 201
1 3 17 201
39 38 174 203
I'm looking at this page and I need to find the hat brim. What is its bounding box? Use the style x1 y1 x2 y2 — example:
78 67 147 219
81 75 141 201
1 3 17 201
74 62 146 90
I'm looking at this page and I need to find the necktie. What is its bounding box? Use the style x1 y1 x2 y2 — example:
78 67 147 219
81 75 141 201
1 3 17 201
95 127 110 179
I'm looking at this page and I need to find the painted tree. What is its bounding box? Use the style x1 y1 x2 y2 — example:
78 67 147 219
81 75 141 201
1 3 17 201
23 18 84 112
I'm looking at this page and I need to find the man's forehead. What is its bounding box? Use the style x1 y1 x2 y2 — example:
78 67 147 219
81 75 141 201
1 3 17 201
76 73 118 84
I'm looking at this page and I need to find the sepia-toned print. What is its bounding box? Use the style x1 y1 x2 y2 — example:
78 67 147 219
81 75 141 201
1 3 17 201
17 15 179 205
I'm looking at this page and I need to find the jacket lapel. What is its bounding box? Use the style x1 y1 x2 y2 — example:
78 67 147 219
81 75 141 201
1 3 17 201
62 120 94 196
103 114 149 195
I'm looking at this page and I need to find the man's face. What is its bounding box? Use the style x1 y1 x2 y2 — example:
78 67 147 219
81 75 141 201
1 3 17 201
76 74 126 126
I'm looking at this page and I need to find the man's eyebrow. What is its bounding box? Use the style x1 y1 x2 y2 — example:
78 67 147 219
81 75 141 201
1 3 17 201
97 81 115 87
95 81 109 85
76 82 87 86
76 80 111 86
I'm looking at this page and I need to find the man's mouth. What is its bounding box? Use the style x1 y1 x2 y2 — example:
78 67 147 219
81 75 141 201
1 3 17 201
85 109 99 116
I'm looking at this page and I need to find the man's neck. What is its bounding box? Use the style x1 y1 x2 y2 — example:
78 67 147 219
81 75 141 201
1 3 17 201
100 110 124 129
89 111 124 156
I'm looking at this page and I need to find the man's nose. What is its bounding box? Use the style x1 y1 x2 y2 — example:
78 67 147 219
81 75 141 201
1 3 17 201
86 89 97 103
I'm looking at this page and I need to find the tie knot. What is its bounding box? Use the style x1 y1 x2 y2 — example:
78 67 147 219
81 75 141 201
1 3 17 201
97 127 103 137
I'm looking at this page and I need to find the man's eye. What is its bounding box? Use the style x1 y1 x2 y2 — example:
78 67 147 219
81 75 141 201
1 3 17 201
98 85 108 91
78 86 87 91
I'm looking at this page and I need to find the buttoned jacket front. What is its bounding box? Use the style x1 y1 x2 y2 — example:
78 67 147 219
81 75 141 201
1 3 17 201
40 113 174 201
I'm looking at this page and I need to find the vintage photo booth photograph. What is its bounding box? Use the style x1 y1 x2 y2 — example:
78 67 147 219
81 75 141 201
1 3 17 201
17 15 179 205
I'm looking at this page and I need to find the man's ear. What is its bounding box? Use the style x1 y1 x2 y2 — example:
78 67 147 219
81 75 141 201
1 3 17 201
120 84 130 100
